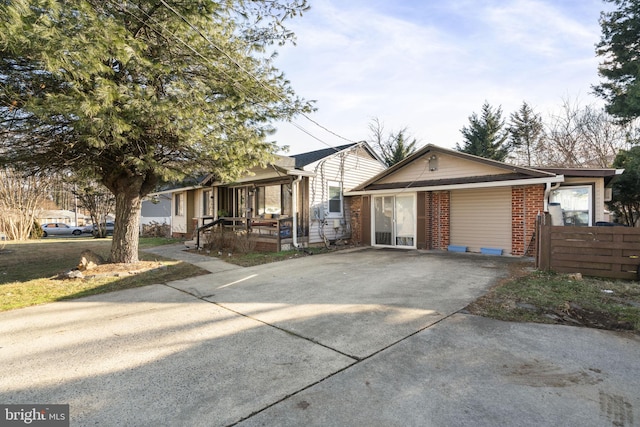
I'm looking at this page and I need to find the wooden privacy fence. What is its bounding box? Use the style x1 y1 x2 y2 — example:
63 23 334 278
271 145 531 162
536 215 640 280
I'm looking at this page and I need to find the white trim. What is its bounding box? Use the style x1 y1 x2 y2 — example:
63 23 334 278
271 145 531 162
549 184 593 226
371 193 417 250
286 169 316 177
149 185 201 197
345 176 564 196
327 181 343 217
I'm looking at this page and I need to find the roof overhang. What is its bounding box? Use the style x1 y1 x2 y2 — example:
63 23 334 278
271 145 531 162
345 175 564 196
148 185 202 196
287 169 316 177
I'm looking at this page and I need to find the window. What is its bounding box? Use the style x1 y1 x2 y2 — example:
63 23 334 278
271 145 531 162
202 190 212 216
328 182 342 215
174 193 183 216
257 185 282 216
550 185 592 226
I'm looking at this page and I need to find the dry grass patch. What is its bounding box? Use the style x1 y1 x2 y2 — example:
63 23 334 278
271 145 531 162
0 237 208 311
466 262 640 334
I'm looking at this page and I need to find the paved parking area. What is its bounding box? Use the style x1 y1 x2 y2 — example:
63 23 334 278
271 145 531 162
1 248 638 426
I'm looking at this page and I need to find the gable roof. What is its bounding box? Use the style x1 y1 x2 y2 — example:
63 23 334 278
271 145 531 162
167 142 384 190
352 144 556 192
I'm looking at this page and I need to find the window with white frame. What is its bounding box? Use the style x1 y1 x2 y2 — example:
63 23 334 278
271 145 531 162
328 181 343 216
202 190 212 216
550 185 592 226
174 193 183 216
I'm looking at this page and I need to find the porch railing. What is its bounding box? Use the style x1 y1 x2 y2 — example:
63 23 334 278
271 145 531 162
193 215 305 251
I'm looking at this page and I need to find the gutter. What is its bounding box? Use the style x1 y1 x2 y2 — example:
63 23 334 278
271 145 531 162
345 175 564 196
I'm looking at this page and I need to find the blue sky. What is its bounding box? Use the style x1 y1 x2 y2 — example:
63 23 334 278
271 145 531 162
271 0 610 155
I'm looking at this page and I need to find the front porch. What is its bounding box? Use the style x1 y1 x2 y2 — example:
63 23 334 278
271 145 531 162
189 216 309 253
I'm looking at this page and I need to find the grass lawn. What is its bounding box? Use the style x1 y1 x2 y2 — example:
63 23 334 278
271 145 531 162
466 262 640 334
0 237 209 312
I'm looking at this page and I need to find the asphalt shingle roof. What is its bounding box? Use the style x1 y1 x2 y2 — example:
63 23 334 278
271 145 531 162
291 143 357 168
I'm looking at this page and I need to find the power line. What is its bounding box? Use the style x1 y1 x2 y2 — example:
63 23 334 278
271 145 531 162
155 0 357 149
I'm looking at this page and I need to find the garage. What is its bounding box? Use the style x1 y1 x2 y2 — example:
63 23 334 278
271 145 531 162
450 187 512 254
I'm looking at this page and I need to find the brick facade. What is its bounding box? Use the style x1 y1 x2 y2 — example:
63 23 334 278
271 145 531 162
428 191 450 250
350 185 545 257
511 185 545 256
347 196 363 245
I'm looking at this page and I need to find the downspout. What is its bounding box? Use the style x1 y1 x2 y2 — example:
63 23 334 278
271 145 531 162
544 181 562 211
291 173 303 249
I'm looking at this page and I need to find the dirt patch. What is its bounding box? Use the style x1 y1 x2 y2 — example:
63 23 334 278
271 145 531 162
548 303 635 331
57 261 166 280
466 261 640 334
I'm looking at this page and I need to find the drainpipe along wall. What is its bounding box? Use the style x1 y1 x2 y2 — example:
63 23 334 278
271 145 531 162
544 180 562 211
291 174 303 249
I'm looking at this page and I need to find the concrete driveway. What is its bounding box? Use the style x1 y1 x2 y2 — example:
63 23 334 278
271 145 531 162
1 248 638 426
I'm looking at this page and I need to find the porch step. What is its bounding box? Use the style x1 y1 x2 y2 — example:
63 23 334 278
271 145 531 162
184 239 198 250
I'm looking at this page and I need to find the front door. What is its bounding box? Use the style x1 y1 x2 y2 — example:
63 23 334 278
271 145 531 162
373 194 415 248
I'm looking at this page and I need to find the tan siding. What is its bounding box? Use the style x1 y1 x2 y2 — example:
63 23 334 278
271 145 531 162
450 187 512 254
378 153 511 184
305 148 385 244
172 191 188 234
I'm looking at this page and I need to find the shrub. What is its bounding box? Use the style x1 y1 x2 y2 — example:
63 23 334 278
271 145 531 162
141 221 170 238
30 220 44 239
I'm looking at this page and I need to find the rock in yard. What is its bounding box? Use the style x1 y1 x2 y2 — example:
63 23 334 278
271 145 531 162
78 249 106 271
57 269 84 280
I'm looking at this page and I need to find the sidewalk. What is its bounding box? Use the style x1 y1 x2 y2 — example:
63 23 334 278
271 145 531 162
142 243 242 274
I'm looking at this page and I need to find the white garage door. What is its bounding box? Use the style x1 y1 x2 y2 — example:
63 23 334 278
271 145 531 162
450 187 512 254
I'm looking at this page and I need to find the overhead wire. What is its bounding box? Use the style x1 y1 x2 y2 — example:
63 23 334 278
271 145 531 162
102 0 347 152
153 0 356 151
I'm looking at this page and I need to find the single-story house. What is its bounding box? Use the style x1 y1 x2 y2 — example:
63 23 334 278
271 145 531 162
346 144 623 256
167 142 386 251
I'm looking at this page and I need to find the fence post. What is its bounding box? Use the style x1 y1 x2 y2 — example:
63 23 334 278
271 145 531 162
536 213 551 271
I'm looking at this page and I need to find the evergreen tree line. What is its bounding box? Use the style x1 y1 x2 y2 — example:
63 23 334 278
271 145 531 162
456 99 639 168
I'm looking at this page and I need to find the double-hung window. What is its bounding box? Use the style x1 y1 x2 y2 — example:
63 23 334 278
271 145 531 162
328 181 343 216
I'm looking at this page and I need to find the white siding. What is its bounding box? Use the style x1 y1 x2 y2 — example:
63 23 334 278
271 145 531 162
304 147 385 244
378 153 511 184
450 187 512 254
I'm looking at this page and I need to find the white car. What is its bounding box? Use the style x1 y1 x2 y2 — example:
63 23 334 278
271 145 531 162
41 223 83 237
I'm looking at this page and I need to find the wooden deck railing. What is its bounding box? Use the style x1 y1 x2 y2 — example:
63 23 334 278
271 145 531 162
193 216 303 251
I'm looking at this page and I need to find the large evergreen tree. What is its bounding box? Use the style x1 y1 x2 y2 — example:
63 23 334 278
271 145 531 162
0 0 312 263
594 0 640 121
456 102 509 161
508 101 545 166
607 146 640 226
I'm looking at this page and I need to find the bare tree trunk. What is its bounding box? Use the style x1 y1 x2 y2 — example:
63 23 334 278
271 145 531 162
104 171 157 264
110 187 142 263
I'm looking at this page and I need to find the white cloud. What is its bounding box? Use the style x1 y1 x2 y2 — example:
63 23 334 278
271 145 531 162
271 0 606 154
484 0 596 57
